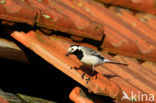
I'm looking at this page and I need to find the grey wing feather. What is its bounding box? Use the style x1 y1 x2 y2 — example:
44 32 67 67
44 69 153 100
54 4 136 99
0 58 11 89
81 46 101 56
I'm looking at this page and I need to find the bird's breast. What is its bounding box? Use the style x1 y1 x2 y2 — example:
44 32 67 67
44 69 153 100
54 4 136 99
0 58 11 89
80 55 102 66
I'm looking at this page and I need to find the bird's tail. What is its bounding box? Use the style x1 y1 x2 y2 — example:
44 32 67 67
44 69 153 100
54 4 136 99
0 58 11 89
103 59 128 66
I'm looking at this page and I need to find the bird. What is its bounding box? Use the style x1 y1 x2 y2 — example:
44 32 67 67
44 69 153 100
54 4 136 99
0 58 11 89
66 45 128 79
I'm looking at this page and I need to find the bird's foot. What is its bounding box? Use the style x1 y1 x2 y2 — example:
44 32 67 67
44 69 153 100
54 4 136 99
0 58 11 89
81 73 85 79
81 73 91 83
90 70 97 79
85 77 91 84
95 74 97 80
70 67 73 69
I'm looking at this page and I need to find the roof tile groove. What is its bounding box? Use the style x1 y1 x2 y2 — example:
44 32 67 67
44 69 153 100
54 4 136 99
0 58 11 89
93 52 156 99
63 0 156 62
112 56 156 91
0 0 38 25
32 0 104 41
95 0 156 15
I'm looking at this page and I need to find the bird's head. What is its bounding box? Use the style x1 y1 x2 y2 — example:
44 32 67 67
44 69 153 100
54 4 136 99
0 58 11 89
66 45 80 56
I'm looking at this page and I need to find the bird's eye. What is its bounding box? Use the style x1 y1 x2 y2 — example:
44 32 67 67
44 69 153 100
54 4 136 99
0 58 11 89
71 48 73 50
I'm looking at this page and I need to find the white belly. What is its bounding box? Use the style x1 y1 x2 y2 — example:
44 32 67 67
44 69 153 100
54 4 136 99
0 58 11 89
80 55 103 66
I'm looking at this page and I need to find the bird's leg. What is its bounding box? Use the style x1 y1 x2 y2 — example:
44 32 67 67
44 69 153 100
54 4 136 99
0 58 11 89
92 65 97 79
85 77 90 84
81 72 86 79
91 65 95 75
85 65 95 83
82 72 91 84
70 67 73 69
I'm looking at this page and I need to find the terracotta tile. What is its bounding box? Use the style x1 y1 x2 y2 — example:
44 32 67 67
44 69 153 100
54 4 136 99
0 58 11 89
0 0 104 41
142 62 156 75
66 0 156 62
69 87 94 103
135 13 156 30
95 0 156 15
29 0 104 41
111 55 156 96
110 7 156 44
0 38 29 63
95 51 156 97
95 63 144 98
0 0 38 25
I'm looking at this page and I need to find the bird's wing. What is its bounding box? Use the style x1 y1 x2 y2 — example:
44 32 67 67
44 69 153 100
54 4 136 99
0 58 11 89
81 46 101 56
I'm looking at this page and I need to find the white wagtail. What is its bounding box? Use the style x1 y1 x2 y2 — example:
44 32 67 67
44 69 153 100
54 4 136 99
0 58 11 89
66 45 128 78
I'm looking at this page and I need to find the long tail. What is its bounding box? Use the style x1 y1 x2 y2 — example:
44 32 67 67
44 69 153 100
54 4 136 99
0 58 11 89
103 59 128 66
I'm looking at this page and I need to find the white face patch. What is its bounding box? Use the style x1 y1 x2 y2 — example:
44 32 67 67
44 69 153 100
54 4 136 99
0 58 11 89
68 46 79 53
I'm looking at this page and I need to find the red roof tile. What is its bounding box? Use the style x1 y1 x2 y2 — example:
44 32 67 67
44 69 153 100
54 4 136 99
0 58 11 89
69 87 94 103
60 0 156 62
95 0 156 15
0 0 104 41
0 0 37 25
0 38 29 63
135 13 156 30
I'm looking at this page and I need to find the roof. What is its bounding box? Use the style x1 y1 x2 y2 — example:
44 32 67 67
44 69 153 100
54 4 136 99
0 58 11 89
0 0 156 103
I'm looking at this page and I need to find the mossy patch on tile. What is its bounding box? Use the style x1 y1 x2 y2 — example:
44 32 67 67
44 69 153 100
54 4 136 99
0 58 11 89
43 14 51 19
0 89 3 92
17 94 56 103
0 92 22 103
0 0 5 4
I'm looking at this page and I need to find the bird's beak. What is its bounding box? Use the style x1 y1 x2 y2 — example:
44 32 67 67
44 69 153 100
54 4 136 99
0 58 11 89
66 52 71 56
